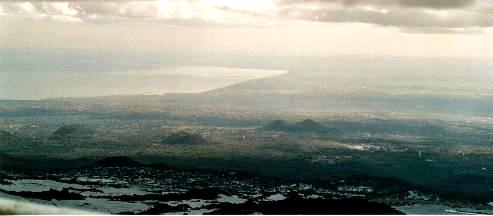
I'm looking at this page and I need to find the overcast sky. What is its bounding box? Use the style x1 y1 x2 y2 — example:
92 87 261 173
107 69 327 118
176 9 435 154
2 0 493 57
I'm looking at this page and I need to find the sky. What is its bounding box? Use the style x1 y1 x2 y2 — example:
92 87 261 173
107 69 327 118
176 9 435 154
2 0 493 57
2 0 493 99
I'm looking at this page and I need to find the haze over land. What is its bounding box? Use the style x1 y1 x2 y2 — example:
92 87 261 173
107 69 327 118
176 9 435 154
2 51 493 120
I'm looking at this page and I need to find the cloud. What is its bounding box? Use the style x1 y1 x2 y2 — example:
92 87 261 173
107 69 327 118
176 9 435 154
278 0 493 33
397 0 476 9
279 0 477 9
281 6 493 28
1 0 493 33
0 1 282 28
0 2 83 22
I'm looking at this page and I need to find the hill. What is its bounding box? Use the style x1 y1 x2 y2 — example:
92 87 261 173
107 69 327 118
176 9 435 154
260 119 292 131
160 131 208 145
292 119 330 133
292 119 344 136
261 119 343 136
49 125 95 140
92 156 143 167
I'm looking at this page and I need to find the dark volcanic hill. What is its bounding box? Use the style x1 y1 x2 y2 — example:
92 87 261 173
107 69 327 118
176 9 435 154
261 119 343 136
292 119 344 136
92 156 143 167
49 125 95 140
260 119 292 131
160 131 208 145
292 119 330 133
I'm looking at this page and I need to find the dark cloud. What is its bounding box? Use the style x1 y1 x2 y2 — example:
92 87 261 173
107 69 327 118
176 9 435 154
279 0 477 9
279 0 493 33
281 7 493 28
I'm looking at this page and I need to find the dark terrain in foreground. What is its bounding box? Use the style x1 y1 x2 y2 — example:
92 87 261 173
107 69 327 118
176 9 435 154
1 95 493 214
0 156 405 215
1 155 493 214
